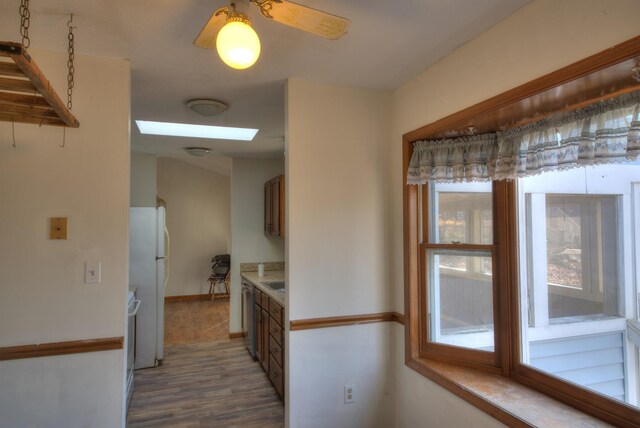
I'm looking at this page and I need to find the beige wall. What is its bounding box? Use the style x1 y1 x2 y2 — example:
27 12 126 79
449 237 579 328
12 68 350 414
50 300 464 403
229 158 285 334
286 79 394 427
390 0 640 426
130 152 157 207
157 157 231 297
0 50 130 427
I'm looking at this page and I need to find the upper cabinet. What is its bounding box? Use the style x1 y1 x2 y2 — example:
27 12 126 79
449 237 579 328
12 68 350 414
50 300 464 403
264 175 285 238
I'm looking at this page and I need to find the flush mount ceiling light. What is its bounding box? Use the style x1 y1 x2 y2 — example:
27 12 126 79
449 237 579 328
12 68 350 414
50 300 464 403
193 1 350 71
184 147 212 157
135 120 258 141
187 99 229 116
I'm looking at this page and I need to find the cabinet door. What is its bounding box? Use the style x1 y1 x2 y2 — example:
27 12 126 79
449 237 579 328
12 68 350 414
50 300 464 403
278 175 285 238
261 308 270 371
271 177 280 237
254 303 262 360
264 181 272 236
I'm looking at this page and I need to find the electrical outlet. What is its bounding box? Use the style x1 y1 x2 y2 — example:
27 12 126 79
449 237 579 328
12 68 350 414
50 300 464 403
344 384 355 404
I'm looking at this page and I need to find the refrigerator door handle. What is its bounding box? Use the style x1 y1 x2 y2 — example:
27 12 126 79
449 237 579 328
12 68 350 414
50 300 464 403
128 300 141 317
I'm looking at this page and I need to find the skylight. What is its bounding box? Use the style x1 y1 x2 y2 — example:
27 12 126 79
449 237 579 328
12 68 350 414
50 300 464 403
135 120 258 141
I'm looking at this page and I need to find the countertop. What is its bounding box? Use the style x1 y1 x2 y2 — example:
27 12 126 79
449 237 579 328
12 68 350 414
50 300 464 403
241 270 285 307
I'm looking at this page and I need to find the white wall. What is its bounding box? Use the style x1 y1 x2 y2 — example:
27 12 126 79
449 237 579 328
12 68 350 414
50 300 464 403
0 50 130 427
230 158 284 333
390 0 640 426
286 79 394 427
130 152 157 207
157 157 231 297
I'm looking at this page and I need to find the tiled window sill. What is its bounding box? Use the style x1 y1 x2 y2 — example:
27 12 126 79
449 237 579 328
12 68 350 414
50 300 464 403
408 357 612 428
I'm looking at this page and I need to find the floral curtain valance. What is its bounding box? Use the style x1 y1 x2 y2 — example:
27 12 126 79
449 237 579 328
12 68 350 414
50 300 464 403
407 91 640 184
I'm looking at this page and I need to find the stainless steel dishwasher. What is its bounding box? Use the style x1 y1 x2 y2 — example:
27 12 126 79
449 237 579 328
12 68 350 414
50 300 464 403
241 279 256 358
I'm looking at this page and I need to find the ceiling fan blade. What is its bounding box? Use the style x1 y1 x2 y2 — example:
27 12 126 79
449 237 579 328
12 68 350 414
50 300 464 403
193 7 228 49
256 0 350 40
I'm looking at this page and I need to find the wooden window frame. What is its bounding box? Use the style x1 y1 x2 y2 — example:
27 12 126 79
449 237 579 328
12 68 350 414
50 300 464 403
418 183 506 373
402 35 640 427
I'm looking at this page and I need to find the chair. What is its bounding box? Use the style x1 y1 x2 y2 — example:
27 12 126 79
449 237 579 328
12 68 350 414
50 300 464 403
208 254 230 302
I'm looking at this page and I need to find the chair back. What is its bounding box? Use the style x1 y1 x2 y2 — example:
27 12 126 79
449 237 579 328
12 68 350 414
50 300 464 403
211 254 230 277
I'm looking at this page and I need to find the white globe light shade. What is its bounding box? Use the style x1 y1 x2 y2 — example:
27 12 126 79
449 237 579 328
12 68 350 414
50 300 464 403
216 21 261 70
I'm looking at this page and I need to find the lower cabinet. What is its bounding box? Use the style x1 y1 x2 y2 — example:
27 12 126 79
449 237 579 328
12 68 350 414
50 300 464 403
254 288 285 400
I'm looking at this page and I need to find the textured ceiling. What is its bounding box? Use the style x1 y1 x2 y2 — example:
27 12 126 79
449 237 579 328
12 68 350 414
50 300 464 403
0 0 529 174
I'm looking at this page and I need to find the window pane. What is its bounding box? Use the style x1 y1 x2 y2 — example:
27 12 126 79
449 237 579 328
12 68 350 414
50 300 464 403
519 164 640 408
526 194 620 321
546 197 583 290
427 249 494 351
432 183 492 245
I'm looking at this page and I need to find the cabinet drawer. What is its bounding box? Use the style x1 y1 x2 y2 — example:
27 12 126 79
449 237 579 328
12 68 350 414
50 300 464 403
269 335 283 368
269 318 283 346
269 300 284 326
269 355 284 398
261 292 270 308
254 288 263 307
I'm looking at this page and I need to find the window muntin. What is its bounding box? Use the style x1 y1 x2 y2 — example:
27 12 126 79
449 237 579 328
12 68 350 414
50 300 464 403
518 164 639 408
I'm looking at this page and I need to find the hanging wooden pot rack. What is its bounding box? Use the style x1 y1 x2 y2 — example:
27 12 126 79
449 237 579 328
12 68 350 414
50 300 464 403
0 41 79 128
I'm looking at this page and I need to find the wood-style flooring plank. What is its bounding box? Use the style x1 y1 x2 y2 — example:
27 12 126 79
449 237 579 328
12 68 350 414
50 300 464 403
127 339 283 427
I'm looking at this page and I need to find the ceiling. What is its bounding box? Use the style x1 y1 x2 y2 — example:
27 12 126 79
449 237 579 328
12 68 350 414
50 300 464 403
0 0 529 175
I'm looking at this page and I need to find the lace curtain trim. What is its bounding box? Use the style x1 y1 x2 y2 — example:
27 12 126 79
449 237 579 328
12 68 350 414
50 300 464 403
407 91 640 184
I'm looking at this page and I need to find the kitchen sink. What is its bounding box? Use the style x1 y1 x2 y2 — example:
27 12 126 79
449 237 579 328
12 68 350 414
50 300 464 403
263 281 285 292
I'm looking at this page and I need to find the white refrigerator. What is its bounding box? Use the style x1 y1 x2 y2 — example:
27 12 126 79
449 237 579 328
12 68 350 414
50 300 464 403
129 207 169 369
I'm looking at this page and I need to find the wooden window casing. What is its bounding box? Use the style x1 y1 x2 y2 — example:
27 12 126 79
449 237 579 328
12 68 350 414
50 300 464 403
402 35 640 427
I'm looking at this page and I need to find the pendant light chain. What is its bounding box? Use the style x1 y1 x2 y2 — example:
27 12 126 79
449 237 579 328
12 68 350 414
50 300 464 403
67 14 75 110
19 0 30 48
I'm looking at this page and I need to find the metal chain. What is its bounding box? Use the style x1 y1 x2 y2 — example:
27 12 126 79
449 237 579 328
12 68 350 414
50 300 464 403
19 0 30 48
67 14 75 110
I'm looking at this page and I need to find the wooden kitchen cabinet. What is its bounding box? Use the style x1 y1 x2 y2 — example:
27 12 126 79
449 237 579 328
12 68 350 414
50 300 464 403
254 289 285 400
264 175 285 238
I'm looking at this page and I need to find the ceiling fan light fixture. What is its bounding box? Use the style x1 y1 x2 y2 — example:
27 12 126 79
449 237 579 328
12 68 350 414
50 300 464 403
216 15 261 70
184 147 212 157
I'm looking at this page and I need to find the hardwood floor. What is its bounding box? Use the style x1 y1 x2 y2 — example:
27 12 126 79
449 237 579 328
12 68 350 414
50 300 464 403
164 299 230 345
127 339 284 427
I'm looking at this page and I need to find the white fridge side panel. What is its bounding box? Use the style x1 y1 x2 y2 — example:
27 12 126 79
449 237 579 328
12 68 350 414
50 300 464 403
156 257 165 361
129 208 158 369
156 206 167 361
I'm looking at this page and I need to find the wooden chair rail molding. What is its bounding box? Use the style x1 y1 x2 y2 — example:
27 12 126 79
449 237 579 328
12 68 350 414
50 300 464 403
0 337 123 361
289 312 405 331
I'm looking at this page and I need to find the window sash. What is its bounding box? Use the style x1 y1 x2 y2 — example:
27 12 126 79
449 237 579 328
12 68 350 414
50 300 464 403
418 182 505 370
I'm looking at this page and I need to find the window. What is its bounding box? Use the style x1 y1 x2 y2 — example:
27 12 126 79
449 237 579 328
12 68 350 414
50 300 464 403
519 165 638 407
408 164 640 425
401 35 640 427
425 183 496 354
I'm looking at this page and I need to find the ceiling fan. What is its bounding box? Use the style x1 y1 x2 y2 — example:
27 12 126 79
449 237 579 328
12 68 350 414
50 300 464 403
194 0 350 70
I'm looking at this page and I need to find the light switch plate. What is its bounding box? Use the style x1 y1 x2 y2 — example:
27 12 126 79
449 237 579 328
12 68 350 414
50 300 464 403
85 262 101 284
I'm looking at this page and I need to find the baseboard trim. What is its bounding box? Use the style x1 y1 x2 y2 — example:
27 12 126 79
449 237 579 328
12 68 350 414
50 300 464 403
229 332 245 339
0 337 124 361
165 294 210 302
